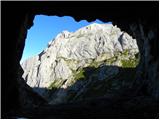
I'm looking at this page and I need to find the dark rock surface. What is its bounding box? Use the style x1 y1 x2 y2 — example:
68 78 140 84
2 1 158 118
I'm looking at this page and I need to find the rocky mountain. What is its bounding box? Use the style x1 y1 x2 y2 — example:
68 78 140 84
21 23 140 105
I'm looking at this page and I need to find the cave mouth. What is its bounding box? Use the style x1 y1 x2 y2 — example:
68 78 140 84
2 1 158 118
20 15 140 106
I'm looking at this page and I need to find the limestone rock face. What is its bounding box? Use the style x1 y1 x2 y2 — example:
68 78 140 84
21 23 139 104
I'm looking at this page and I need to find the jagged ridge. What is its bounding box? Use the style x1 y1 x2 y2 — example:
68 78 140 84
21 23 139 104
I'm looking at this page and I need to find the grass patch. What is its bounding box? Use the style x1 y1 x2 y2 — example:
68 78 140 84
122 49 129 56
121 58 139 68
74 69 85 80
48 79 63 90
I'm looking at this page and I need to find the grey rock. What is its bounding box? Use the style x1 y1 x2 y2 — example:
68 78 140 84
21 23 139 104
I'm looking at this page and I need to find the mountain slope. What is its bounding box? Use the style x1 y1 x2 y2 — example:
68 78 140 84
21 23 139 104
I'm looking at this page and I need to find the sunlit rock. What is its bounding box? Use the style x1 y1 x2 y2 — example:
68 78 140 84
21 23 139 104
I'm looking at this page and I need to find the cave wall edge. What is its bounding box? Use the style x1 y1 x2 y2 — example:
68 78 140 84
2 1 158 118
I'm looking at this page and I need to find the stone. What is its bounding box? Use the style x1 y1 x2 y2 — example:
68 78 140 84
21 23 139 104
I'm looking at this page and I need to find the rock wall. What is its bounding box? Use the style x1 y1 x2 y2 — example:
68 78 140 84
2 1 158 118
21 23 140 104
114 20 158 98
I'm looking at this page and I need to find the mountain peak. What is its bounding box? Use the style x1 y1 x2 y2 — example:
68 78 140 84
74 23 113 35
55 30 70 39
21 23 139 105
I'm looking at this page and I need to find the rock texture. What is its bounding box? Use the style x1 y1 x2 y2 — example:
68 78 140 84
21 23 139 104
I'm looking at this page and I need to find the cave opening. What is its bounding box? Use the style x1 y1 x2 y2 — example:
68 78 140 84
20 14 141 106
2 1 158 118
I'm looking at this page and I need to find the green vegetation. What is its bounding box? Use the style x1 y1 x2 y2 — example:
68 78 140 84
74 69 85 80
48 49 140 101
123 49 129 56
65 68 86 87
74 67 137 100
89 60 100 68
48 79 63 90
105 56 117 64
121 58 139 68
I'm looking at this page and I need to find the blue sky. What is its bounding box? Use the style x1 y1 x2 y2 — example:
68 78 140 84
21 15 111 62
